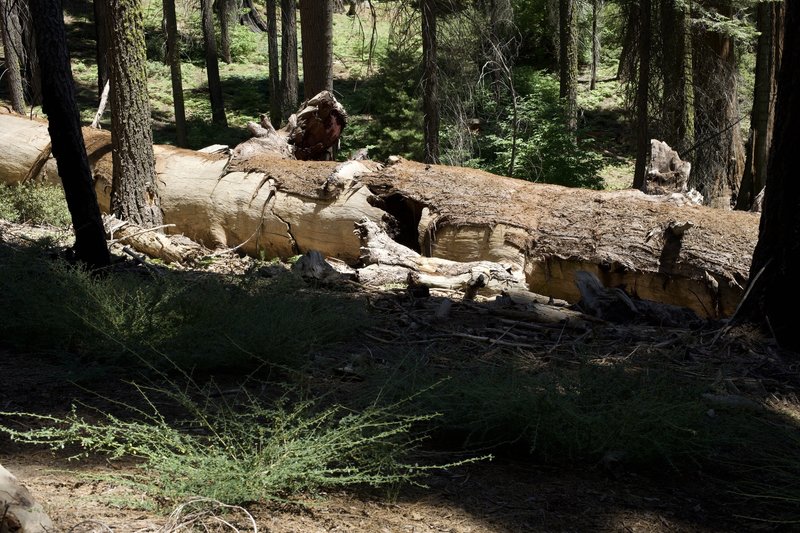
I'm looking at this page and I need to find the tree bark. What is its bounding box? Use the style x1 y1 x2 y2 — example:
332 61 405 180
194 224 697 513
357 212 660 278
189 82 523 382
1 0 26 113
559 0 577 137
616 1 638 83
690 0 745 208
217 0 235 63
421 0 439 164
201 0 228 126
26 0 110 268
742 1 800 351
267 0 281 126
299 0 333 98
0 111 759 319
660 0 690 153
164 0 188 147
590 0 599 91
735 1 783 211
632 0 650 190
280 0 299 120
106 0 164 227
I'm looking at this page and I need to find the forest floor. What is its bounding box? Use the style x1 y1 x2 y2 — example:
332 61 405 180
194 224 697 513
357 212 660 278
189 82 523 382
2 220 799 532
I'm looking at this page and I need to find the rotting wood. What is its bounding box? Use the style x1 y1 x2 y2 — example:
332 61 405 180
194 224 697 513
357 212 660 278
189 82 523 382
0 110 759 318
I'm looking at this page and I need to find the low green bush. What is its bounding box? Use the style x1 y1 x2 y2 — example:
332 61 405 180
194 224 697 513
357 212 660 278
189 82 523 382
0 183 71 227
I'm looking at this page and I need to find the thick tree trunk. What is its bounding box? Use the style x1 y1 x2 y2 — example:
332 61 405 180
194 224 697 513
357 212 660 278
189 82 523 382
26 0 111 268
267 0 281 126
0 111 759 318
421 0 439 164
217 0 236 63
736 1 783 211
107 0 164 227
1 0 26 113
616 1 638 84
632 0 650 190
299 0 333 98
164 0 188 147
558 0 577 136
201 0 228 126
742 1 799 350
690 0 745 208
660 0 690 153
280 0 299 120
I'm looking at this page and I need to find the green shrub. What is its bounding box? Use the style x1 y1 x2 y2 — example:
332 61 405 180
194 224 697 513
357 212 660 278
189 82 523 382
0 183 71 227
0 383 464 507
471 70 604 188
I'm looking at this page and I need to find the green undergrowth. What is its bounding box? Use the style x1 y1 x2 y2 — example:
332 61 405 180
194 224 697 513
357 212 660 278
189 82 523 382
0 183 71 227
355 346 800 523
0 379 481 508
0 240 368 372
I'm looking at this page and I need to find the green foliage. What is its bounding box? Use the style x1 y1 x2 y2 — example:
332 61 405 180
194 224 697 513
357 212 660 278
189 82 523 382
0 383 471 507
476 70 604 189
0 183 72 227
0 243 368 371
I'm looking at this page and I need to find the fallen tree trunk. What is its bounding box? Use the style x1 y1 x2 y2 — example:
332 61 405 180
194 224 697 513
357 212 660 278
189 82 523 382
0 464 54 533
0 110 759 318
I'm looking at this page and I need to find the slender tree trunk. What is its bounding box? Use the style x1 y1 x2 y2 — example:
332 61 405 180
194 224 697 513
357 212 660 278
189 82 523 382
736 1 783 211
690 0 745 208
617 1 638 83
27 0 110 268
590 0 599 91
201 0 228 126
299 0 333 98
164 0 188 147
267 0 281 126
660 0 690 152
743 1 799 350
280 0 299 120
633 0 651 190
421 0 439 164
93 0 109 99
1 0 26 113
559 0 577 137
106 0 164 227
217 0 235 63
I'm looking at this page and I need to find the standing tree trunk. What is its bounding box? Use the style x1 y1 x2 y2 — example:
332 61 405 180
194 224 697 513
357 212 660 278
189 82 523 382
421 0 439 164
201 0 228 126
632 0 651 190
164 0 188 147
106 0 164 227
217 0 236 63
590 0 600 91
660 0 690 153
559 0 577 137
742 1 800 351
267 0 281 126
690 0 745 208
616 1 638 84
1 0 26 113
27 0 111 268
280 0 299 120
93 0 109 99
736 1 784 211
299 0 333 98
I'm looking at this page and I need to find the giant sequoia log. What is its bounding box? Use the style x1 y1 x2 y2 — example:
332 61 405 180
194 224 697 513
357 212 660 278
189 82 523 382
0 110 759 319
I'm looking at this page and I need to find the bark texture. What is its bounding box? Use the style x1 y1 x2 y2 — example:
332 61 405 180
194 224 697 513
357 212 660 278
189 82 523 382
267 0 281 126
201 0 228 126
27 0 110 268
744 2 800 350
299 0 333 98
558 0 577 136
107 0 163 227
690 0 745 208
0 111 759 319
632 0 650 190
736 1 783 211
660 0 690 153
280 0 300 120
1 0 26 113
164 0 188 147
